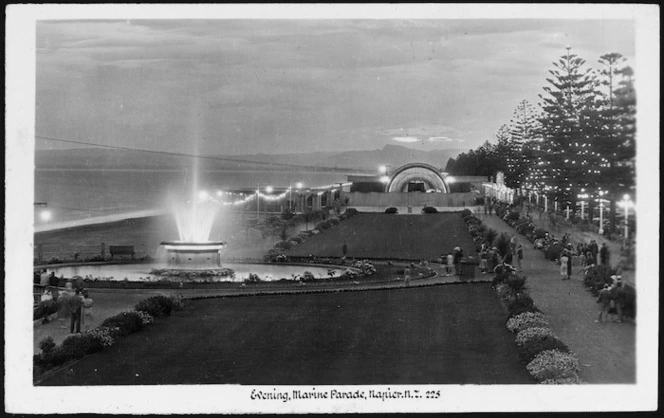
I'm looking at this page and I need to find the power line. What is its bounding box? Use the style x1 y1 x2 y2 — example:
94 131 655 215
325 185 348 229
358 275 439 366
35 134 374 174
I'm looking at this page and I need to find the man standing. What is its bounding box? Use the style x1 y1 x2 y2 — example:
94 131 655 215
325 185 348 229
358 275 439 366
600 243 609 267
68 288 83 333
596 284 613 323
516 243 524 272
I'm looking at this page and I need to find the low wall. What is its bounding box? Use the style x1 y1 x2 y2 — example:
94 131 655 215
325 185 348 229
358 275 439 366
346 192 479 209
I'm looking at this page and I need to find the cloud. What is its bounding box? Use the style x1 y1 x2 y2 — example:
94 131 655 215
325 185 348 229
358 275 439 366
426 136 454 142
392 136 420 143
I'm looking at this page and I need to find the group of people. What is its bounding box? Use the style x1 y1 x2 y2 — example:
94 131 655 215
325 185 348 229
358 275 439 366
596 275 628 323
39 278 94 333
441 247 465 276
558 239 612 280
479 235 524 275
33 268 60 287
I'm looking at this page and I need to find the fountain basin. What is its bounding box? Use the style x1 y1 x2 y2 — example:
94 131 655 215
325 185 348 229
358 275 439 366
160 240 226 270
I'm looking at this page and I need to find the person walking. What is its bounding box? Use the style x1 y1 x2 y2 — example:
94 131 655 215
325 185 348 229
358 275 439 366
445 252 454 276
596 284 613 323
559 251 570 280
68 288 83 333
600 243 609 266
56 282 74 329
566 250 573 280
404 264 412 287
516 243 524 272
81 290 94 331
610 276 627 323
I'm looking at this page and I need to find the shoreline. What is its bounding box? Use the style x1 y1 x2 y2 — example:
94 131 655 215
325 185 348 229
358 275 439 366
35 209 169 233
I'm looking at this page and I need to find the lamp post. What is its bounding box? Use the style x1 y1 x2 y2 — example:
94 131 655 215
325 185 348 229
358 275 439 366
619 194 634 243
543 195 548 213
256 184 260 220
566 205 570 220
598 200 604 235
577 193 589 221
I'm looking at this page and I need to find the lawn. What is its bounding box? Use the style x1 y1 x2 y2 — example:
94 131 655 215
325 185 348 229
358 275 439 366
38 284 532 385
288 213 478 261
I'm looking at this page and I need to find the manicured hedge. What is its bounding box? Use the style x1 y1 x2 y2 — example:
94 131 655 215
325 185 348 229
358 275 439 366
518 336 570 364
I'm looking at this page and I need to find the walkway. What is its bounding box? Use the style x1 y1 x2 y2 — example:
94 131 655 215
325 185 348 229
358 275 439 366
478 213 635 383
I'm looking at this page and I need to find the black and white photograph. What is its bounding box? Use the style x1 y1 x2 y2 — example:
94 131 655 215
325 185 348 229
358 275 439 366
5 4 659 414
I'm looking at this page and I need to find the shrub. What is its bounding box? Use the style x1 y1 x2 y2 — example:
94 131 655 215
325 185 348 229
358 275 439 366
315 221 332 230
136 310 154 325
344 208 359 217
506 211 520 222
494 233 511 257
135 295 174 318
34 300 58 321
545 242 564 261
274 240 293 250
385 207 398 214
245 273 261 283
506 292 534 310
526 349 579 382
301 271 316 282
61 333 104 358
518 337 570 364
531 228 546 240
38 336 56 353
503 275 529 300
507 304 543 319
100 311 144 336
506 311 549 333
460 208 472 217
328 218 340 225
87 326 115 348
422 206 438 214
485 229 498 247
515 327 556 347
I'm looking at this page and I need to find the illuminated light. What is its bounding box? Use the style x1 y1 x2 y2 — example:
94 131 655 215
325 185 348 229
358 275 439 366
265 186 273 193
198 190 209 200
446 176 456 183
378 165 387 174
380 175 390 184
296 182 303 189
39 210 52 222
216 190 224 197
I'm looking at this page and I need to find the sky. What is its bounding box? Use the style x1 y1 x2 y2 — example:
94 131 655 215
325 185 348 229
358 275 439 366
35 18 635 155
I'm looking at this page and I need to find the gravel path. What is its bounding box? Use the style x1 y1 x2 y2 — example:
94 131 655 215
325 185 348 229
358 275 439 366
478 213 635 383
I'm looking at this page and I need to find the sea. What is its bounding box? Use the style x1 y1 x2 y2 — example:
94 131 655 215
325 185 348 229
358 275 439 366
34 168 350 226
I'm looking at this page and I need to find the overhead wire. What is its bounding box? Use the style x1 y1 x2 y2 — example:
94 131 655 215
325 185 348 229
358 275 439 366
35 134 374 174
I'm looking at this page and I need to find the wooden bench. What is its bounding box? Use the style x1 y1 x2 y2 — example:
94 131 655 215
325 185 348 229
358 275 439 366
109 245 135 260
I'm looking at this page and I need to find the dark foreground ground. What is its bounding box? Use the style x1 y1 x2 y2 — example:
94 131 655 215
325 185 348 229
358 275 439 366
38 284 532 385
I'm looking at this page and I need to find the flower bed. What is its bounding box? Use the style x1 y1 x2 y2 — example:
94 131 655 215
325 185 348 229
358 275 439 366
33 294 183 380
526 349 580 382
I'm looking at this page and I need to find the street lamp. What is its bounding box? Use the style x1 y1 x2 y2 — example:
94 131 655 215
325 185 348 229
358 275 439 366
619 194 634 242
577 193 589 220
597 191 605 235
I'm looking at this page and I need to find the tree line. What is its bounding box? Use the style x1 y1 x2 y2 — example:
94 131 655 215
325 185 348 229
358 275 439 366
445 48 635 232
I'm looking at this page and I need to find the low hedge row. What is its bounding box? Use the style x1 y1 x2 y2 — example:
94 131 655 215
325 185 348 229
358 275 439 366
265 211 352 262
33 294 183 380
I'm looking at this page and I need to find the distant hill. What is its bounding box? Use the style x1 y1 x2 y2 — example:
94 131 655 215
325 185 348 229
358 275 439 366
35 145 466 173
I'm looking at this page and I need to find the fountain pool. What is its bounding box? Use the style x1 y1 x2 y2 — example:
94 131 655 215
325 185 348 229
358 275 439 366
51 263 350 283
